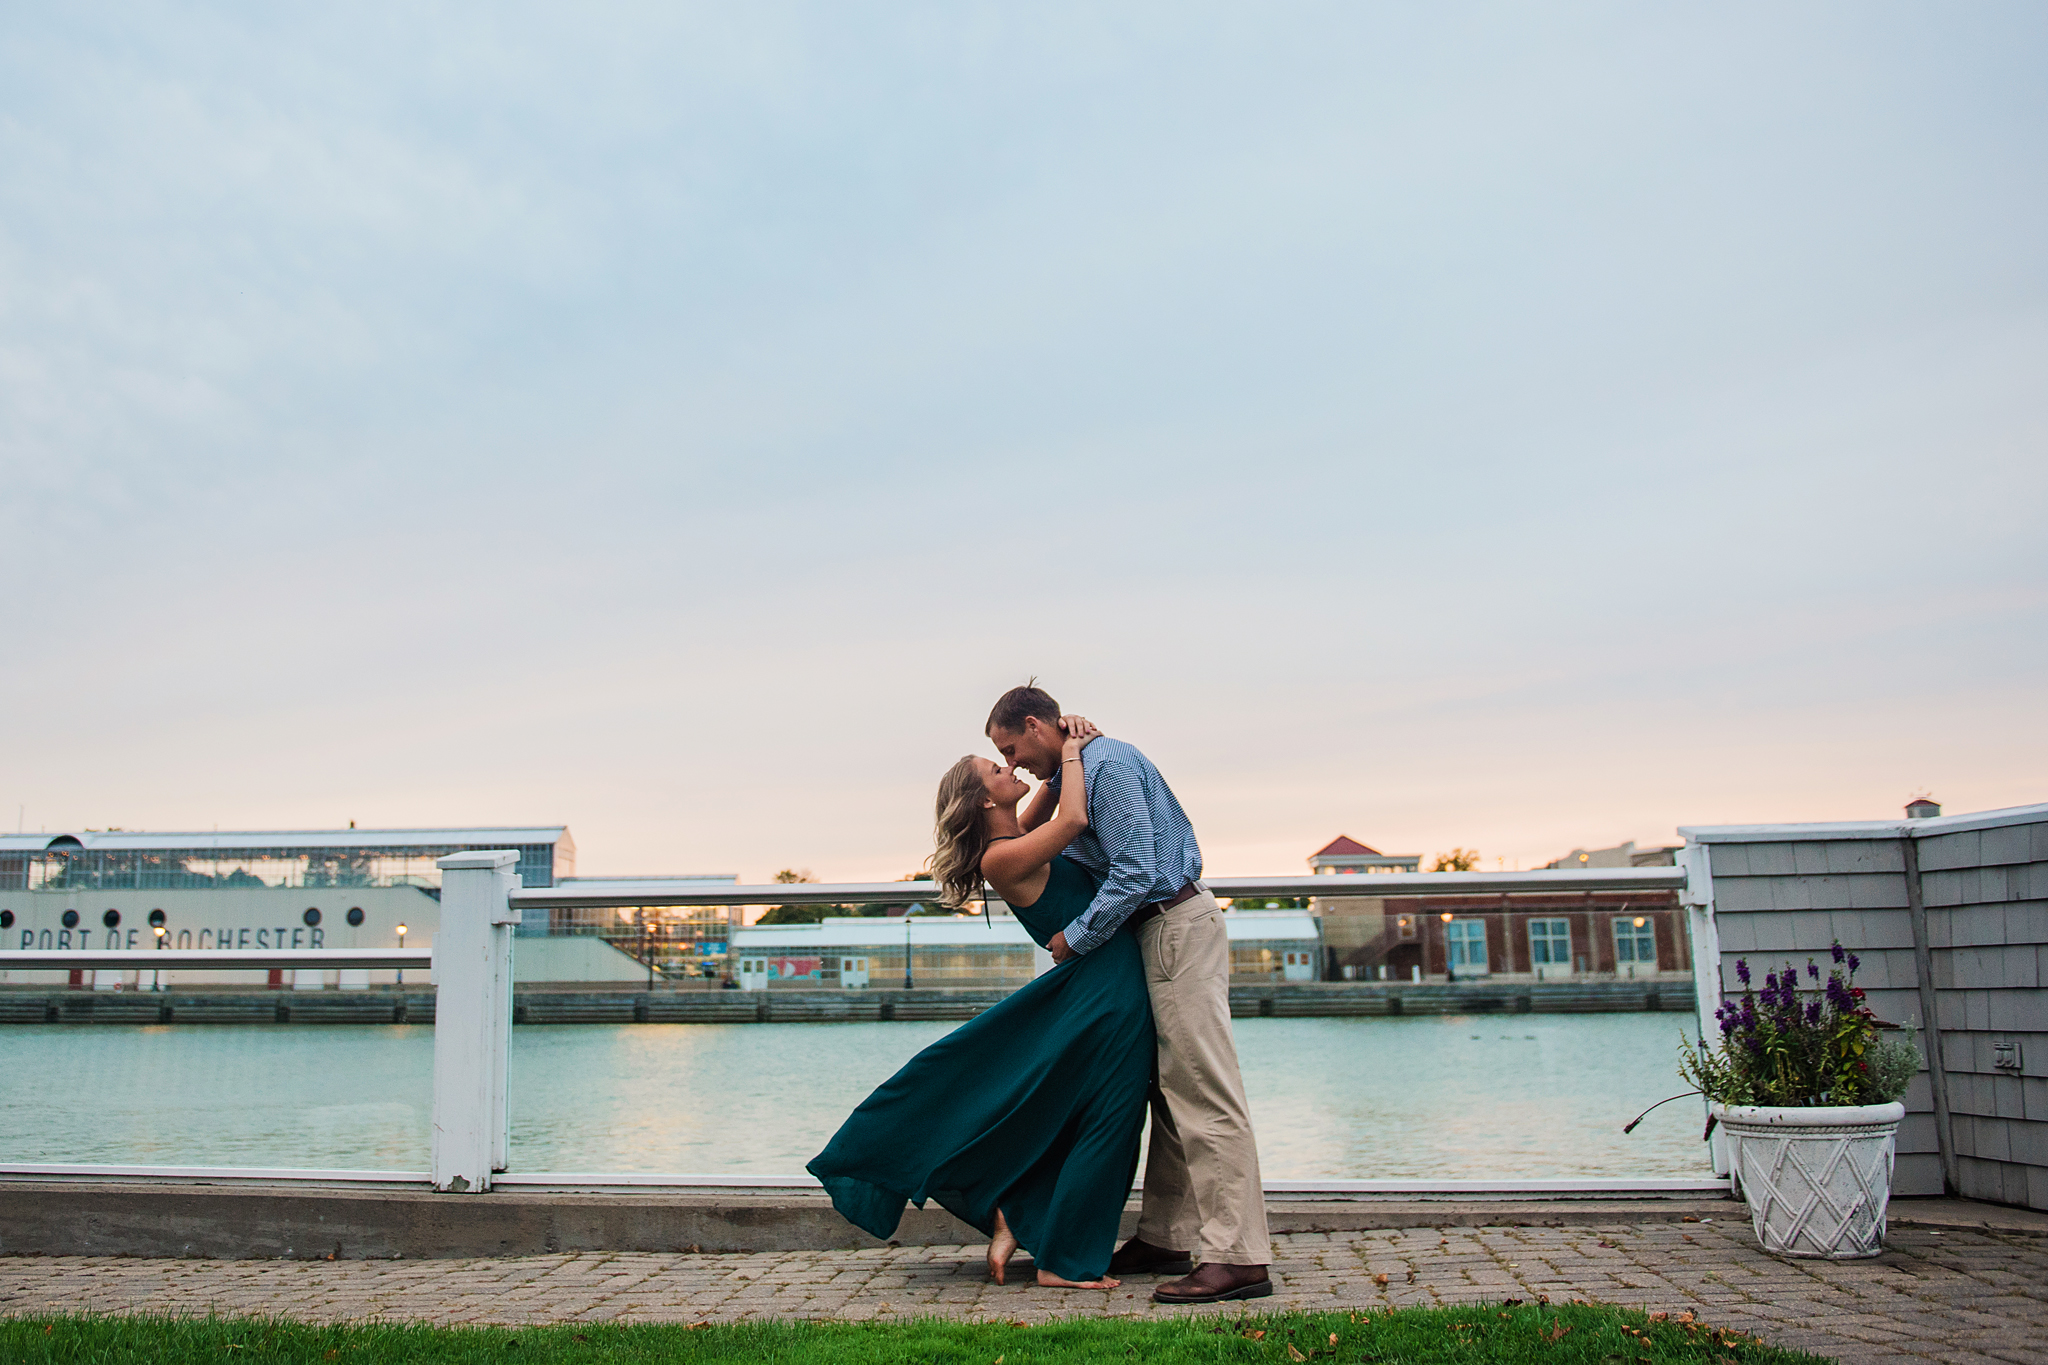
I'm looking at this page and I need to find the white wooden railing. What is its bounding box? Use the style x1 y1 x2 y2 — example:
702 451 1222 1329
0 849 519 1194
0 854 1704 1194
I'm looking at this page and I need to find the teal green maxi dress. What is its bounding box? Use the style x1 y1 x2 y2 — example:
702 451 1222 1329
807 856 1154 1282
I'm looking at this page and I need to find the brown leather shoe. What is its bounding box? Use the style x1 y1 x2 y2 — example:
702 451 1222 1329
1107 1236 1194 1276
1152 1262 1272 1304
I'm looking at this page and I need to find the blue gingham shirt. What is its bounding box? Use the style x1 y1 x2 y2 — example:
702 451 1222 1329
1044 736 1203 955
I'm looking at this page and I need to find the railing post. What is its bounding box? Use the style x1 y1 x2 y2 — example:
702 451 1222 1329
433 850 521 1193
491 882 515 1176
1678 839 1728 1178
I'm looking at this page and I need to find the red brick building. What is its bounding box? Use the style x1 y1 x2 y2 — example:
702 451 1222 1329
1309 839 1690 982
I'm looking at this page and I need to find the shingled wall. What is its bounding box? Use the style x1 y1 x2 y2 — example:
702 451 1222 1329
1684 803 2048 1210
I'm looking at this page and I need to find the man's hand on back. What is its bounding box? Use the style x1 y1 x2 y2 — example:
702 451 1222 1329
1047 931 1075 963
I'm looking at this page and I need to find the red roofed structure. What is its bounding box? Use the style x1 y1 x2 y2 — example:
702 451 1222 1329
1308 836 1420 875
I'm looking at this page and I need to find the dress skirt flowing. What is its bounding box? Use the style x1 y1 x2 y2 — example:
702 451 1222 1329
807 857 1154 1282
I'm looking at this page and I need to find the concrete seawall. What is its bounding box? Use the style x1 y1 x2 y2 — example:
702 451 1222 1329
0 1181 1740 1260
0 979 1691 1025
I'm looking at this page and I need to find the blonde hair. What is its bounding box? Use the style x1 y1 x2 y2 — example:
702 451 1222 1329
930 756 992 910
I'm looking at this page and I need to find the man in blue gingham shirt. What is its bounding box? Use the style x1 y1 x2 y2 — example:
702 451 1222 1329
986 684 1273 1304
1037 735 1202 956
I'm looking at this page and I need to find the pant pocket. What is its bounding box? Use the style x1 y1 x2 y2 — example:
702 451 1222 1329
1146 916 1184 985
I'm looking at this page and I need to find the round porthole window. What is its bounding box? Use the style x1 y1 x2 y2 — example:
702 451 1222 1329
0 910 12 929
148 909 167 927
346 907 365 927
303 907 322 927
61 910 79 929
103 909 122 928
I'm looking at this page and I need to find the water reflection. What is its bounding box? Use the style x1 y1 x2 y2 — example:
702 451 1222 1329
0 1013 1708 1178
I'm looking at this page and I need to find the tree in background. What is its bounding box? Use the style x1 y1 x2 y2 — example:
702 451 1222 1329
757 868 831 925
1429 849 1480 872
890 869 952 917
755 867 926 923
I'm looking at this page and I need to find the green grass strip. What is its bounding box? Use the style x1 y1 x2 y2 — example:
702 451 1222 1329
2 1302 1826 1364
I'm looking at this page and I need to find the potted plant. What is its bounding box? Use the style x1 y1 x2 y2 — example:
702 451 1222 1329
1679 943 1920 1260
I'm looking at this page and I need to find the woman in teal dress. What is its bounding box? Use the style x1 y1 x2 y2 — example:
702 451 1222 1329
808 720 1154 1288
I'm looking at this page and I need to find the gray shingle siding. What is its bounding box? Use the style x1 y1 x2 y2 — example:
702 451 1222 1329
1688 808 2048 1211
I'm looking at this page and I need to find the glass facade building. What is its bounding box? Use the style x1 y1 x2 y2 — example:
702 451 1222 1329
0 828 574 893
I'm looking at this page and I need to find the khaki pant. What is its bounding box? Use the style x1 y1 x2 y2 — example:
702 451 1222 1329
1134 886 1272 1266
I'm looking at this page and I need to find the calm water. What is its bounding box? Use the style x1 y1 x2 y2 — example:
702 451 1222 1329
0 1013 1711 1178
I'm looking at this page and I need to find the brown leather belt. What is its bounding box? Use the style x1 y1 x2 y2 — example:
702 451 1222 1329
1129 881 1202 930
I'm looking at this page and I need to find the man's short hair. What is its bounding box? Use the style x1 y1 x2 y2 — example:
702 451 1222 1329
986 683 1060 736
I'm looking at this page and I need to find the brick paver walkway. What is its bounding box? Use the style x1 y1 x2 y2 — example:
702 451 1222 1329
5 1222 2045 1365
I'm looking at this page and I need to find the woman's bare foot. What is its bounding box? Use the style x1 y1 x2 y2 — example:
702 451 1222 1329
1036 1269 1122 1289
986 1209 1019 1284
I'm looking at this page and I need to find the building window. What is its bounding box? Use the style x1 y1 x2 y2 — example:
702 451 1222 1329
1445 919 1488 973
1395 914 1417 940
1613 917 1656 965
1528 919 1571 967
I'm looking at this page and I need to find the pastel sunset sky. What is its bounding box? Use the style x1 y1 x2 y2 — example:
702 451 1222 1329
3 4 2043 881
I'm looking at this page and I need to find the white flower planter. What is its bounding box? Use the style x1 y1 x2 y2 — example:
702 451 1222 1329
1715 1102 1905 1260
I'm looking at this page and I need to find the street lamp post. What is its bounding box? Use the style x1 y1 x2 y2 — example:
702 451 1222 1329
395 922 408 987
903 915 914 991
1440 911 1455 983
152 924 166 991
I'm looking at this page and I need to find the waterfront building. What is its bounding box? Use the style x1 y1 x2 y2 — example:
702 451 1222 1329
549 877 743 981
1542 840 1682 869
1308 837 1690 983
1309 835 1421 875
0 826 678 990
0 826 574 893
731 909 1322 989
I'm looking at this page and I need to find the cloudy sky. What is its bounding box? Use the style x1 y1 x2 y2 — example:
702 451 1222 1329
3 3 2043 881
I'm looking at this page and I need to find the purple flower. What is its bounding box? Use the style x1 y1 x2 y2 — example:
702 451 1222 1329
1827 976 1854 1012
1807 962 1820 981
1736 959 1751 986
1831 942 1846 964
1847 952 1860 973
1805 1002 1822 1025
